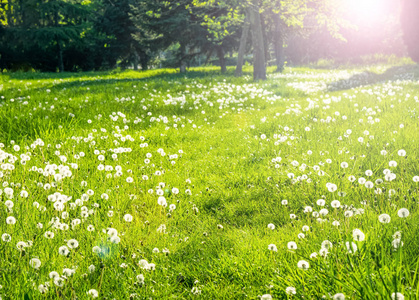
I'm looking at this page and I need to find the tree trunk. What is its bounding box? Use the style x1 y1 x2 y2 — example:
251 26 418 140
205 49 214 65
54 10 64 72
139 50 148 70
273 14 285 72
249 1 266 80
133 49 139 71
235 14 250 77
217 46 227 73
260 13 269 65
57 40 64 72
179 43 187 73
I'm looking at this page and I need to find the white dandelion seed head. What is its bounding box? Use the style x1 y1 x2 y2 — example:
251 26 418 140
110 235 121 244
316 199 326 206
6 216 16 225
321 240 333 249
319 208 328 216
58 246 70 256
137 274 145 284
392 239 404 249
345 241 357 254
88 289 99 298
92 246 101 254
319 247 329 257
333 293 345 300
268 244 278 252
29 258 41 269
397 208 409 218
124 214 133 222
287 241 297 250
88 265 96 273
158 196 167 207
331 200 340 208
297 260 309 270
352 228 365 242
344 211 353 218
391 292 404 300
378 214 391 224
285 287 296 295
67 239 79 249
392 231 402 239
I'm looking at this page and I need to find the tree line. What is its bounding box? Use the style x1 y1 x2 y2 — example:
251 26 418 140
0 0 414 79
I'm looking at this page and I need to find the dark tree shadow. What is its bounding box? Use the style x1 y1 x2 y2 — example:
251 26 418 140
2 67 250 81
0 68 254 142
327 64 419 91
1 68 253 94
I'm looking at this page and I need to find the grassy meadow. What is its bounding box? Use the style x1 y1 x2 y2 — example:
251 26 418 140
0 64 419 299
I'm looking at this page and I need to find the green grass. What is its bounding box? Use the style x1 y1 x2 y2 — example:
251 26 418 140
0 64 418 299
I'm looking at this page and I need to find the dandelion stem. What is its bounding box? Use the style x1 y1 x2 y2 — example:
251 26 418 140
98 266 106 293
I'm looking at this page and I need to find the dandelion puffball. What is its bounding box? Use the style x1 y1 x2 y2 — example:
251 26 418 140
6 216 16 225
287 241 297 250
285 287 296 295
268 244 278 252
124 214 133 222
391 293 404 300
378 214 391 224
297 260 309 270
88 289 99 298
397 208 409 218
333 293 345 300
29 258 41 269
353 229 365 242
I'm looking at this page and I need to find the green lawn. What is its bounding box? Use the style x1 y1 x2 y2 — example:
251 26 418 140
0 65 418 299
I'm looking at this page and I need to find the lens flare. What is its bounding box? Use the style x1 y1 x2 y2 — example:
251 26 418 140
343 0 390 25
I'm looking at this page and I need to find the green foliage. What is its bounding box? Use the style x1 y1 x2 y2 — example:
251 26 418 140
130 0 210 70
0 0 405 74
0 0 90 71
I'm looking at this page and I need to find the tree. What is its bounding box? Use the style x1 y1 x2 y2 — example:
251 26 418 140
0 0 358 73
93 0 147 70
132 0 217 72
265 0 307 72
235 14 250 76
0 0 89 71
400 0 419 62
191 0 242 73
248 0 266 80
234 0 311 78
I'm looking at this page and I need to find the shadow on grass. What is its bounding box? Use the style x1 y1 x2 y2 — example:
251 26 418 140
0 67 257 142
1 67 255 95
2 67 251 82
327 64 419 91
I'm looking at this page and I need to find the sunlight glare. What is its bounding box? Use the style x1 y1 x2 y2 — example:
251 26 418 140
345 0 385 23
